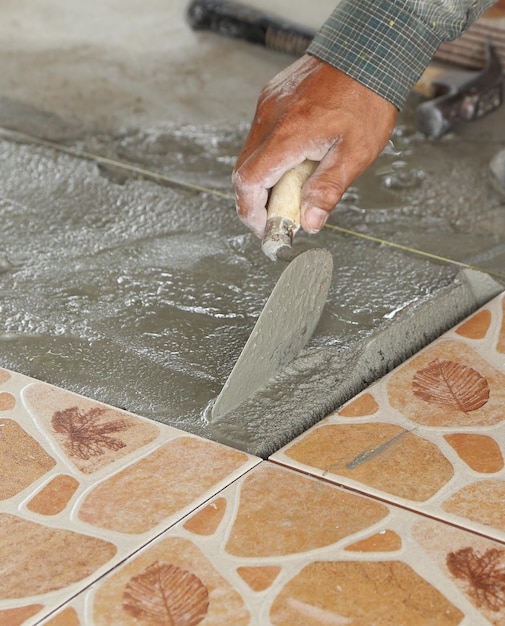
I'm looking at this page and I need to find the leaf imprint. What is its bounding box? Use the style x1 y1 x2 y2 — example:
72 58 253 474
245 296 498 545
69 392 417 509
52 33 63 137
412 359 490 414
122 561 209 625
51 406 130 459
447 547 505 612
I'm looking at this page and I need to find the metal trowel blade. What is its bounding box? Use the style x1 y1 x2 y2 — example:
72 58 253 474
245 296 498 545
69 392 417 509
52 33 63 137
210 247 333 421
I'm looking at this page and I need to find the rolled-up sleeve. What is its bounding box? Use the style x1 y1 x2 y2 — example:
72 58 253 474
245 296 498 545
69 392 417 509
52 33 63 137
307 0 497 109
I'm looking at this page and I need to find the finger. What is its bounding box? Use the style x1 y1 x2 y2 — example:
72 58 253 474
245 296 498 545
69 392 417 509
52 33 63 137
234 154 301 238
232 103 288 238
233 170 269 238
234 130 314 237
300 135 374 233
234 105 275 173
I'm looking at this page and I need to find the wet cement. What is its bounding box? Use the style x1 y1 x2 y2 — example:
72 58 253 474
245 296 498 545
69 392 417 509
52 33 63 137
0 99 504 455
211 268 501 455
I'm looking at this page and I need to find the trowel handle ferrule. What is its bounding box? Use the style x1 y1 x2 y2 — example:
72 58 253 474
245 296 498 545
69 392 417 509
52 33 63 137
261 159 318 261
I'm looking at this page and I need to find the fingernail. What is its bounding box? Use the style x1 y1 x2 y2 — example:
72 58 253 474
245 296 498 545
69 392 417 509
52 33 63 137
304 207 328 233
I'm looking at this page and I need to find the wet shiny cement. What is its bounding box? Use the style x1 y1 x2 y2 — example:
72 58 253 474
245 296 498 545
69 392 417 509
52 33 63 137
0 105 504 446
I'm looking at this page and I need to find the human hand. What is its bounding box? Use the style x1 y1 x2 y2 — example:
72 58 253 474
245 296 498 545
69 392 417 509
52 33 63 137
233 54 398 237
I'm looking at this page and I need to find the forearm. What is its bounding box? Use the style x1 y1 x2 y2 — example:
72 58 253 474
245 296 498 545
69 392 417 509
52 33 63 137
307 0 497 110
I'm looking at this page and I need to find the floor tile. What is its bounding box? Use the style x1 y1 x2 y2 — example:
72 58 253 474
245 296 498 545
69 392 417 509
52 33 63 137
271 291 505 543
0 368 259 625
40 462 504 625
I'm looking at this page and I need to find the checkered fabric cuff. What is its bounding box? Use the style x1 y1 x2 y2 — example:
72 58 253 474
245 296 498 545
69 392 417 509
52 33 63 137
307 0 443 110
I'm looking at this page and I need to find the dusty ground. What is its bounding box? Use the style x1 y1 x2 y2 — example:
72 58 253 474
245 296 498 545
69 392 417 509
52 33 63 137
0 0 335 131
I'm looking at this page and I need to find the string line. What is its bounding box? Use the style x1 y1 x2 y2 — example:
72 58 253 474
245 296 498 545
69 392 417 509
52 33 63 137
1 127 504 280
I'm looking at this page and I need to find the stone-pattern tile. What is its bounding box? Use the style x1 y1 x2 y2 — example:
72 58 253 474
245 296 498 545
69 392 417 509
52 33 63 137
272 292 505 543
39 463 504 625
0 368 259 625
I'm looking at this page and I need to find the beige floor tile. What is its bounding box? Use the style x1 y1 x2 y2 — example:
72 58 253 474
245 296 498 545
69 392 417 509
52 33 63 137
272 292 505 544
0 368 259 625
40 463 503 625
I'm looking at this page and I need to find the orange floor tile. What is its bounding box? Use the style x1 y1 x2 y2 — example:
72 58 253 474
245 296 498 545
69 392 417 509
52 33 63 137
2 293 505 625
0 371 259 625
41 463 504 626
272 292 505 544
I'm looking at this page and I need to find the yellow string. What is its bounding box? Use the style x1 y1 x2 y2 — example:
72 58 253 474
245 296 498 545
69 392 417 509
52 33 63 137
0 127 235 200
1 126 504 280
323 223 505 280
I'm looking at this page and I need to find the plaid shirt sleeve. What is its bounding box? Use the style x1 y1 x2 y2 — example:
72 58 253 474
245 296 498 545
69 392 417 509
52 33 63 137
307 0 497 109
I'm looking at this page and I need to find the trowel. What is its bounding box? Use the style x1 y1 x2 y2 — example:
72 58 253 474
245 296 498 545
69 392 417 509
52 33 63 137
211 160 333 421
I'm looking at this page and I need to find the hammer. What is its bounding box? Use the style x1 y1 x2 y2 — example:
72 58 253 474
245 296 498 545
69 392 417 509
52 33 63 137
187 0 503 138
415 44 503 138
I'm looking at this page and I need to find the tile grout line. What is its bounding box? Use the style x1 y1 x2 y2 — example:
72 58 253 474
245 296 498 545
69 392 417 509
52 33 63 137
32 458 263 626
1 126 504 281
267 457 505 548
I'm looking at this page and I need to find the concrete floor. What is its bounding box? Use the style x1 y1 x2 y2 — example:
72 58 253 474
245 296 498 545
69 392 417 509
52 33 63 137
0 0 335 132
1 0 505 455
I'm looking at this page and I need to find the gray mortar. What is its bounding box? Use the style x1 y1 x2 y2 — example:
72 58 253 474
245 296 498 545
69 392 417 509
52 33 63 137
0 109 504 455
210 268 502 456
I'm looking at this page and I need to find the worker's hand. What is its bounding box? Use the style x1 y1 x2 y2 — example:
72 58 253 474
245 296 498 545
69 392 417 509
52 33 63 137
233 54 398 237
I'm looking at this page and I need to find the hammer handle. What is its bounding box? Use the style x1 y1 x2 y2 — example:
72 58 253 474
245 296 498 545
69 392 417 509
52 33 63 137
186 0 314 56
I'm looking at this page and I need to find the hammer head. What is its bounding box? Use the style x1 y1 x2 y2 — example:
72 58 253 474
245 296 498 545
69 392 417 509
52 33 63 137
415 44 503 139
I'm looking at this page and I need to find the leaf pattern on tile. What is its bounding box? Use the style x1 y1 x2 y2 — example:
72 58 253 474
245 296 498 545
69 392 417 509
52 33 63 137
51 406 130 460
387 340 505 427
122 561 209 625
93 537 249 625
23 383 161 474
412 359 490 414
447 547 505 612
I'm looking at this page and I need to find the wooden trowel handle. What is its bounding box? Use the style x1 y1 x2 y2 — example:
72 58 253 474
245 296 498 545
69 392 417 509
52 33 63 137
261 159 318 261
